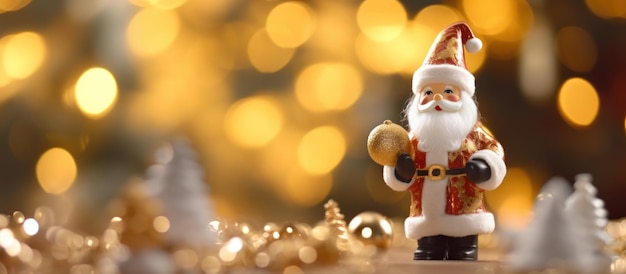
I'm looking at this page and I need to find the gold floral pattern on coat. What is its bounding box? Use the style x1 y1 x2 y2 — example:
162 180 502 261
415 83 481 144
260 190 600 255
407 124 504 217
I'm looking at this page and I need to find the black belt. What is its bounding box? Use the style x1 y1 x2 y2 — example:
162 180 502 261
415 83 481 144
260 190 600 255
415 164 466 181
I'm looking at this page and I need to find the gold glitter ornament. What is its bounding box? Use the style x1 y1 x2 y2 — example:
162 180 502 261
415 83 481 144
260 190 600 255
366 120 413 166
347 212 393 250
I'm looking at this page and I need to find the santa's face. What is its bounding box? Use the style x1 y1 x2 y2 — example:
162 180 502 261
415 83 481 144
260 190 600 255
406 83 477 152
417 84 462 112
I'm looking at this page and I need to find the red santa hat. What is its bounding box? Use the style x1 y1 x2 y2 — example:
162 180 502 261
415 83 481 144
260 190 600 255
412 22 482 96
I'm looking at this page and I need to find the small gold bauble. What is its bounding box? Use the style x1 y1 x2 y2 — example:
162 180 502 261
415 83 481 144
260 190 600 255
366 120 413 166
347 212 393 250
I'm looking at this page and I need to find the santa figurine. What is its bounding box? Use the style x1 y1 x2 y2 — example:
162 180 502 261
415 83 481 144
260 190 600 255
378 22 507 260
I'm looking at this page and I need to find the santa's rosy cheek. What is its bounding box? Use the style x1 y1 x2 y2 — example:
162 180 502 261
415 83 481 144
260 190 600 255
446 94 460 102
420 97 431 105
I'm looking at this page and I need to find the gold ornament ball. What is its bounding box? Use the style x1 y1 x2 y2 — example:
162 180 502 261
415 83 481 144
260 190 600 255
347 212 393 250
366 120 413 166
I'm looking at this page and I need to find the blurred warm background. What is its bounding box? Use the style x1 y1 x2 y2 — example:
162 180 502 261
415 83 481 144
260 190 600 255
0 0 624 235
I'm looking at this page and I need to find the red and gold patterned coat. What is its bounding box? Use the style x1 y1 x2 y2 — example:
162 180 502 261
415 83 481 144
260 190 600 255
383 126 506 240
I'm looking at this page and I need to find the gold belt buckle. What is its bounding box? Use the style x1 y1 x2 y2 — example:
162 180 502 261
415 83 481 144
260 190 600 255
427 164 446 181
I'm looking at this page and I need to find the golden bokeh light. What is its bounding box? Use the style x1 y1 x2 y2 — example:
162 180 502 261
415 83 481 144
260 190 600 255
258 129 300 187
153 216 170 233
354 30 415 75
308 2 355 59
284 265 304 274
224 96 284 148
280 170 332 207
497 195 533 230
127 8 180 57
12 212 24 224
1 32 46 79
462 0 514 36
22 218 39 236
74 67 118 119
0 63 11 88
355 23 429 75
354 4 482 76
297 126 346 175
491 0 533 43
265 1 315 48
519 17 557 106
557 78 600 127
295 62 363 112
356 0 407 42
130 0 187 10
298 246 317 264
486 167 534 230
247 28 295 73
36 148 77 195
461 0 533 50
556 26 597 73
219 237 243 263
127 82 221 134
0 228 19 257
624 117 626 135
0 0 31 13
585 0 626 19
413 5 464 31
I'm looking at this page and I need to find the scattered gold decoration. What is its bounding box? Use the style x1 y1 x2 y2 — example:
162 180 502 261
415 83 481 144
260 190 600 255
347 211 393 250
5 198 626 273
367 120 413 166
607 218 626 273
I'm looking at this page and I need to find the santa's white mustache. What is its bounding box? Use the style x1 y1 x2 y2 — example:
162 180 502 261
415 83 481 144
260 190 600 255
417 98 463 112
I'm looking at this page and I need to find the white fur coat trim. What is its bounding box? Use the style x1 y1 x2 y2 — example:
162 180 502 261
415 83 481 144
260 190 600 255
383 165 413 191
470 149 506 191
404 212 495 239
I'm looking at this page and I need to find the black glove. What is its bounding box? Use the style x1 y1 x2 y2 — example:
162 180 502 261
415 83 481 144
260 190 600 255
465 158 491 183
395 154 416 183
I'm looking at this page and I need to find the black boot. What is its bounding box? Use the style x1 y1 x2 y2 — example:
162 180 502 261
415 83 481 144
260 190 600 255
446 235 478 260
414 235 447 260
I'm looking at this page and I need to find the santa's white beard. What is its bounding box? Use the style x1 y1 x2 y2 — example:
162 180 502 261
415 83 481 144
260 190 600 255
405 93 478 152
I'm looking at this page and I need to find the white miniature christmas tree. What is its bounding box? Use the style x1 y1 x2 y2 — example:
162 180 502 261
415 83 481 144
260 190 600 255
564 173 612 273
146 137 217 248
507 177 580 272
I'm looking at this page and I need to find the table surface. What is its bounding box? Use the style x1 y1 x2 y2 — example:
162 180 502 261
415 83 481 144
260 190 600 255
230 245 513 274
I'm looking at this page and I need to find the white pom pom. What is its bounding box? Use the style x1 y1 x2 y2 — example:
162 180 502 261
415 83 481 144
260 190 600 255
465 38 483 53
